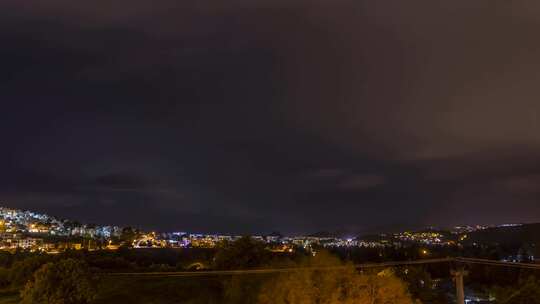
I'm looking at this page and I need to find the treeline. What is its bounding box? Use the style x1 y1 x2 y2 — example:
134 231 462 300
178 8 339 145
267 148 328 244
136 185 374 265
2 237 540 303
327 242 536 263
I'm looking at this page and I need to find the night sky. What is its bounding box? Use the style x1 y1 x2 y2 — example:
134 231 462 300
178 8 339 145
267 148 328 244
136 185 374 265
2 0 540 235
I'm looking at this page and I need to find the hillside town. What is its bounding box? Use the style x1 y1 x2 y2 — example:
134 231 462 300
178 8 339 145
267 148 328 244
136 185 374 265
0 206 525 256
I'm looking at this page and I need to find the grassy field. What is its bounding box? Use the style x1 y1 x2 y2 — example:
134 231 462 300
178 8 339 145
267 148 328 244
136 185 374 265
0 290 19 304
0 277 226 304
0 276 237 304
95 276 227 304
0 275 263 303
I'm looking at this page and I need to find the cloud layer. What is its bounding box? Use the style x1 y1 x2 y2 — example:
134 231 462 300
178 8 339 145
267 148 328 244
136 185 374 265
2 0 540 234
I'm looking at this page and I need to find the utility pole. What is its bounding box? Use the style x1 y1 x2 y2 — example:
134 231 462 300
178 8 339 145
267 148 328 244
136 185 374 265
451 267 468 304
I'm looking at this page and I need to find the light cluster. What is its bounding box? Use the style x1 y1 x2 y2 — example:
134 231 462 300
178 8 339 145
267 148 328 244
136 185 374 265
0 205 524 254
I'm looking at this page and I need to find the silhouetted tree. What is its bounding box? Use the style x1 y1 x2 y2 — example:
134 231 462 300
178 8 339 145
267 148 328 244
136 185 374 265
0 267 10 288
9 255 49 288
397 266 447 303
20 258 99 304
120 227 137 246
213 236 271 270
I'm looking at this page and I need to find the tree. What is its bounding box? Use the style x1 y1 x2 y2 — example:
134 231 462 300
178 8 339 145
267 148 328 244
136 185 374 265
492 276 540 304
258 251 418 304
20 258 99 304
0 267 10 288
213 236 271 270
9 255 49 288
397 267 446 303
119 227 137 246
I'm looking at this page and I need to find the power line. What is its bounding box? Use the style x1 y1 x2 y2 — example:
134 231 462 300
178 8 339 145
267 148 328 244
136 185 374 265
355 257 453 269
107 258 453 277
106 257 540 277
457 257 540 270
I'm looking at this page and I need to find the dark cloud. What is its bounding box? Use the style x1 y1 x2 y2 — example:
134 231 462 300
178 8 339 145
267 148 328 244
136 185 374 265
94 174 159 191
1 0 540 234
338 175 386 191
497 175 540 195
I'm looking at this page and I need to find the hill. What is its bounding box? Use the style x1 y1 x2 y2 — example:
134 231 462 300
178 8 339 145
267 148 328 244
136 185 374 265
466 223 540 247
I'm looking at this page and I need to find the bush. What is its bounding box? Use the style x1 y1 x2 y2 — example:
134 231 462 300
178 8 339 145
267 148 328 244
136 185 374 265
9 256 49 288
213 237 271 270
20 258 99 304
0 267 10 288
